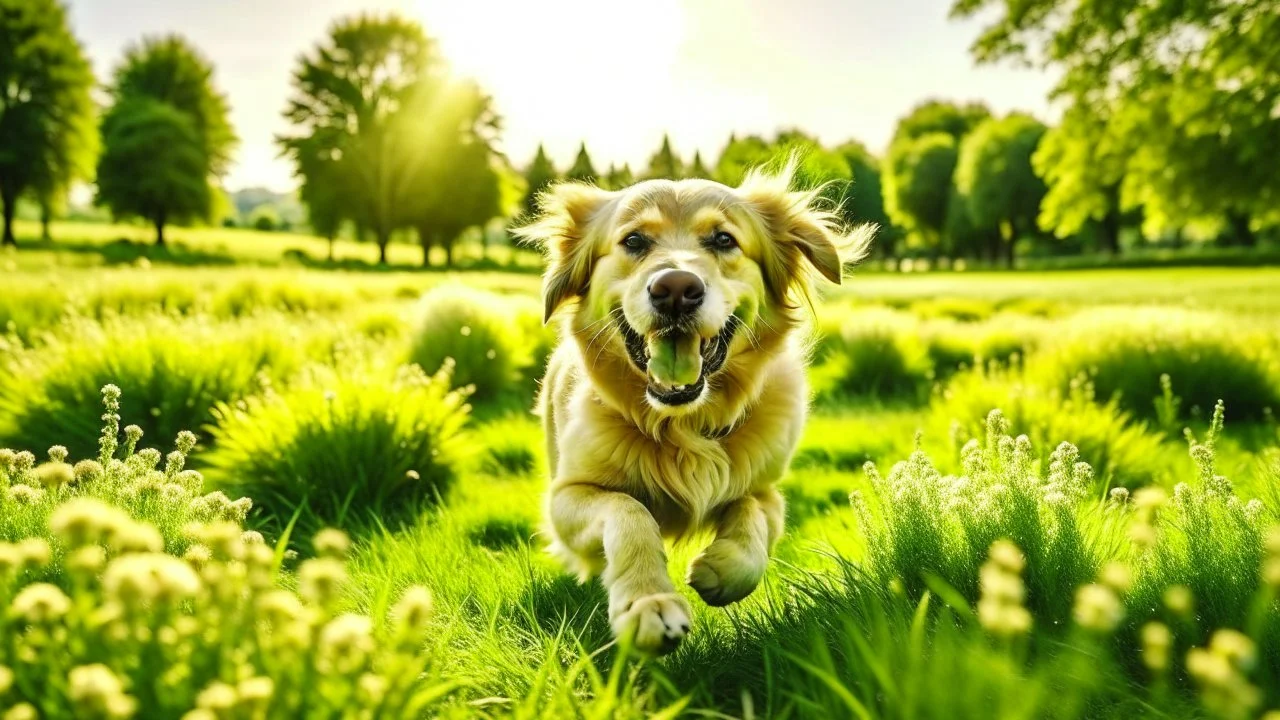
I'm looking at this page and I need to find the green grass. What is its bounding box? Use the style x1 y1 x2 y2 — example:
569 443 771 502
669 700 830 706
4 247 1280 718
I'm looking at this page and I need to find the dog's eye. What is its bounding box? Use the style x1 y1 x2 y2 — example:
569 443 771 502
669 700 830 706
710 231 738 251
621 232 649 254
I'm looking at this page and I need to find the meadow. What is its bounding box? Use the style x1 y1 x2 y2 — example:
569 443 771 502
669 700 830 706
3 226 1280 719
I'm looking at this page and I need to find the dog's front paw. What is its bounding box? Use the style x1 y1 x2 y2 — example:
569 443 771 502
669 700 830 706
611 592 691 655
687 540 766 607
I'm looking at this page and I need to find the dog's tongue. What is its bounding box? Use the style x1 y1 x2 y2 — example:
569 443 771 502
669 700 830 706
646 331 702 388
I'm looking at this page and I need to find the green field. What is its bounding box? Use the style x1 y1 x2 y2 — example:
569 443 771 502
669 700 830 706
3 230 1280 718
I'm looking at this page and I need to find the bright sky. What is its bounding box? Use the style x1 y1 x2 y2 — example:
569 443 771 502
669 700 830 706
65 0 1054 193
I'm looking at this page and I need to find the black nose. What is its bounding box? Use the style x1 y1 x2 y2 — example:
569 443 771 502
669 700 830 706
648 270 705 316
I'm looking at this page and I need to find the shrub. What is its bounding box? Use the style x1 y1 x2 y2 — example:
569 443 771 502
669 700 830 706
205 362 471 535
408 285 528 405
1031 307 1280 422
474 416 543 477
0 387 454 718
852 409 1101 624
0 315 311 460
812 307 933 403
935 364 1170 487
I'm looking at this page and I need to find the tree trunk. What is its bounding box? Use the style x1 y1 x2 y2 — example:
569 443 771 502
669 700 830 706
1099 211 1121 255
419 228 432 268
1228 211 1256 247
1001 223 1016 269
376 229 389 265
40 207 51 242
327 234 335 262
1 194 15 247
444 240 454 268
154 213 166 247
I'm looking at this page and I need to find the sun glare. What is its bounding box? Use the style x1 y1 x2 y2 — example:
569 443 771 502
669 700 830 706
415 0 686 163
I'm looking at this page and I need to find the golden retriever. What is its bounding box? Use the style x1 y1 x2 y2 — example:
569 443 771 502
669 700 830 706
517 163 873 654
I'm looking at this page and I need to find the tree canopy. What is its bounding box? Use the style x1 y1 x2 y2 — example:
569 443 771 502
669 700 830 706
279 13 503 265
0 0 97 246
883 132 958 247
522 144 557 217
954 113 1048 265
565 142 596 183
97 34 232 244
644 134 684 180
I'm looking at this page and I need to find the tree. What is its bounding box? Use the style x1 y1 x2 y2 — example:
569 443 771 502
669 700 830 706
1032 107 1127 254
892 100 991 145
687 151 712 179
280 14 446 265
521 144 557 217
603 163 635 190
953 0 1280 242
414 140 501 267
96 98 211 245
97 35 233 245
565 142 597 183
292 142 347 261
714 134 773 186
111 35 236 176
644 134 684 179
954 114 1048 266
883 133 958 249
0 0 96 246
837 140 895 256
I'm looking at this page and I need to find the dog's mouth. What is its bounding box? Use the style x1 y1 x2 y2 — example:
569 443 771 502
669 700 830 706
619 312 740 407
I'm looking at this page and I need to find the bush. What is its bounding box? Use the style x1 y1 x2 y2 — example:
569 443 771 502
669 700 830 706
1031 307 1280 422
812 307 933 403
0 315 311 460
474 416 543 477
935 364 1171 488
205 362 471 535
408 285 528 405
852 409 1101 624
0 386 454 718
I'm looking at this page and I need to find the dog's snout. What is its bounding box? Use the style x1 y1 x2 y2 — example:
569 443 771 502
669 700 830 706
648 270 705 316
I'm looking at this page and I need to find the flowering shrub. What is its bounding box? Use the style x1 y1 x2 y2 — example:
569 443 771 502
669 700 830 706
0 386 451 718
852 409 1100 623
206 362 470 535
408 285 529 405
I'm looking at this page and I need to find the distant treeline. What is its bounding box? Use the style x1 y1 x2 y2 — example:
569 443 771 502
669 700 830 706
1 0 1275 268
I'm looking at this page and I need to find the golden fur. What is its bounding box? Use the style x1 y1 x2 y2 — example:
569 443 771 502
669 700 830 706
516 165 873 653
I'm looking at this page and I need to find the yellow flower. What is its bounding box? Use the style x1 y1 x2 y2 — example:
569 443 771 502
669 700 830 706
68 664 136 719
392 585 434 639
318 613 375 674
195 681 237 712
299 557 347 606
987 539 1024 573
1100 562 1132 595
103 553 201 605
6 484 45 505
10 583 71 624
34 461 74 489
50 498 131 548
1141 622 1171 672
1133 487 1168 511
0 664 13 694
236 676 274 709
2 703 38 720
1163 585 1194 617
67 546 108 579
1073 583 1123 633
109 521 164 554
1209 629 1257 671
313 528 351 559
17 538 50 569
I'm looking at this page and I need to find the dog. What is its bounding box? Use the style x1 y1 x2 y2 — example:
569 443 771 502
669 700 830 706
517 163 873 654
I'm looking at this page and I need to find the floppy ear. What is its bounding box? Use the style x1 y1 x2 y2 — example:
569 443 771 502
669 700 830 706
513 183 614 323
738 167 875 295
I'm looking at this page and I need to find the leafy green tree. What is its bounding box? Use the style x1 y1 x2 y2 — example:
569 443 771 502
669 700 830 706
95 98 211 245
0 0 97 246
954 114 1048 266
953 0 1280 243
280 14 445 264
1033 107 1127 254
892 100 991 145
837 140 895 256
714 134 773 186
644 134 684 180
687 151 712 180
111 35 236 176
521 144 557 217
415 140 501 267
603 163 634 190
883 133 958 249
565 142 596 183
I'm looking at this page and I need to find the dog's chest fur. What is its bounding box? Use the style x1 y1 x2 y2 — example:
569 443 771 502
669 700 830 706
545 345 807 534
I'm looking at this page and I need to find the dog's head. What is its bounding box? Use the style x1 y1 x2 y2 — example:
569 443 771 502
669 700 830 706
518 165 872 413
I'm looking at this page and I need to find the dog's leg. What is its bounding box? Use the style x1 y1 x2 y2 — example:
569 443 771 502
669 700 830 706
687 487 784 606
548 482 691 653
